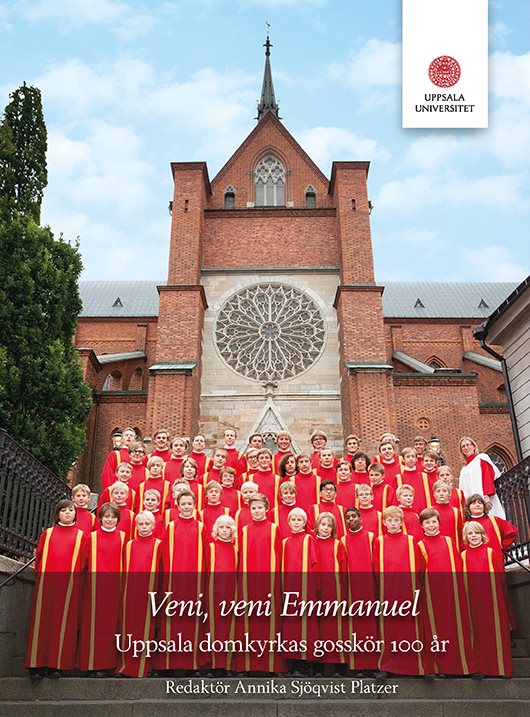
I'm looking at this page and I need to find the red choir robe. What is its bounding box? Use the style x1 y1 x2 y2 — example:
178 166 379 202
235 504 253 541
150 448 171 463
313 536 348 663
220 486 242 516
460 453 505 518
189 451 210 478
163 456 186 484
352 470 370 486
224 446 243 475
424 468 438 487
397 468 433 514
373 531 427 675
268 501 300 539
135 477 171 512
434 502 463 549
371 481 396 512
417 533 477 675
378 456 402 489
336 479 357 509
315 464 337 482
117 533 161 677
78 527 126 671
101 448 131 491
203 467 223 486
128 464 149 493
290 471 320 514
74 507 96 536
449 487 466 520
398 506 423 542
98 485 136 512
358 506 383 537
341 528 378 670
113 505 135 541
200 503 231 542
238 519 287 673
185 479 204 512
164 507 201 528
26 525 87 670
307 500 346 538
415 456 425 471
462 544 513 676
253 469 281 509
467 514 518 555
312 451 339 469
281 531 319 659
206 539 238 670
156 516 207 670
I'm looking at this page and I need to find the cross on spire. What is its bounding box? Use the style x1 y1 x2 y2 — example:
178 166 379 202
257 25 280 121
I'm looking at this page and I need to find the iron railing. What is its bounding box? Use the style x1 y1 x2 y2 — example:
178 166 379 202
495 455 530 565
0 429 69 559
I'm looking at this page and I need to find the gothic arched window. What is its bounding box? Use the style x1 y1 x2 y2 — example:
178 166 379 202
305 185 316 208
224 185 236 209
255 156 285 206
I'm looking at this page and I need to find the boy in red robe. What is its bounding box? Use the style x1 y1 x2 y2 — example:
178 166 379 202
269 481 299 538
98 462 136 511
315 447 338 482
342 434 361 463
281 507 319 672
373 506 427 677
135 456 171 511
437 465 465 520
235 480 259 537
108 482 136 540
369 462 396 511
417 508 477 676
341 508 378 672
292 454 320 513
335 460 357 508
376 438 401 489
201 480 230 541
356 483 383 536
413 435 428 469
253 448 281 509
351 451 371 486
464 494 518 555
307 480 346 537
72 484 95 535
78 503 126 675
150 428 172 462
26 500 87 679
189 434 210 479
180 457 204 510
397 447 433 514
163 436 188 484
223 428 243 477
273 430 294 474
422 450 440 486
127 441 149 493
238 494 286 674
219 466 242 516
116 510 162 677
395 484 422 541
432 480 463 548
203 446 228 485
100 427 137 490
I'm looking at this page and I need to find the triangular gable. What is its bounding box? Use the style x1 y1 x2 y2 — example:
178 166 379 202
211 112 329 193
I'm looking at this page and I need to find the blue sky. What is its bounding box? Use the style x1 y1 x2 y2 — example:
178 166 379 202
0 0 529 283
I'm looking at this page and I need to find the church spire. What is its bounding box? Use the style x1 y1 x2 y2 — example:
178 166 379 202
256 29 280 121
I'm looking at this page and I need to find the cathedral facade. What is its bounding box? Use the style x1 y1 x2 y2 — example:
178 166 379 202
74 43 516 487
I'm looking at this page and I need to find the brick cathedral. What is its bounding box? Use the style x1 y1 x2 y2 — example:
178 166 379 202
74 40 517 488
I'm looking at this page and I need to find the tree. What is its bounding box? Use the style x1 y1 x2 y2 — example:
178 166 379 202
0 84 92 479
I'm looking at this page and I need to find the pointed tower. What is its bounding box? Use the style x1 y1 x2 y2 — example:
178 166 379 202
256 35 280 120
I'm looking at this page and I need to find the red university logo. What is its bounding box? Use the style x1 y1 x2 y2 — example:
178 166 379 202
428 56 461 88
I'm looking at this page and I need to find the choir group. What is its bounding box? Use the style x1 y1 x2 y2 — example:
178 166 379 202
25 427 517 681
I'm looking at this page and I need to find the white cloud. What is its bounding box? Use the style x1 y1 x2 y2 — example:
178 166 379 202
295 126 390 172
330 39 401 89
491 50 530 107
379 228 441 249
460 246 528 282
377 172 526 213
405 135 462 171
489 21 511 46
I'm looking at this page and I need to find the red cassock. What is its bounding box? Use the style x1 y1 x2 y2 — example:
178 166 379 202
399 506 423 542
281 531 319 659
78 528 126 672
315 465 337 482
129 464 148 494
164 457 185 484
417 534 477 675
156 516 207 671
135 477 171 512
341 528 378 670
468 515 518 555
268 502 299 539
312 451 339 469
206 538 238 670
307 501 346 538
114 505 135 541
371 482 396 512
26 525 87 671
189 451 210 479
164 507 201 528
235 504 253 542
151 448 172 463
372 531 427 675
117 533 161 677
378 457 402 489
200 504 231 542
220 486 242 517
224 446 242 475
203 467 223 486
75 507 96 536
358 506 383 537
336 480 357 509
397 469 433 514
100 448 131 491
253 469 281 509
434 502 463 549
462 544 513 676
273 450 292 475
449 488 466 521
290 472 320 514
238 519 287 673
98 486 136 512
186 479 204 511
313 536 348 664
352 470 370 486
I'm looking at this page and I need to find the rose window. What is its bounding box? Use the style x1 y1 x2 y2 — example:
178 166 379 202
215 284 326 381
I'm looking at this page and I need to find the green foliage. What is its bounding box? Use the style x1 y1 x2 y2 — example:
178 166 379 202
0 85 91 479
